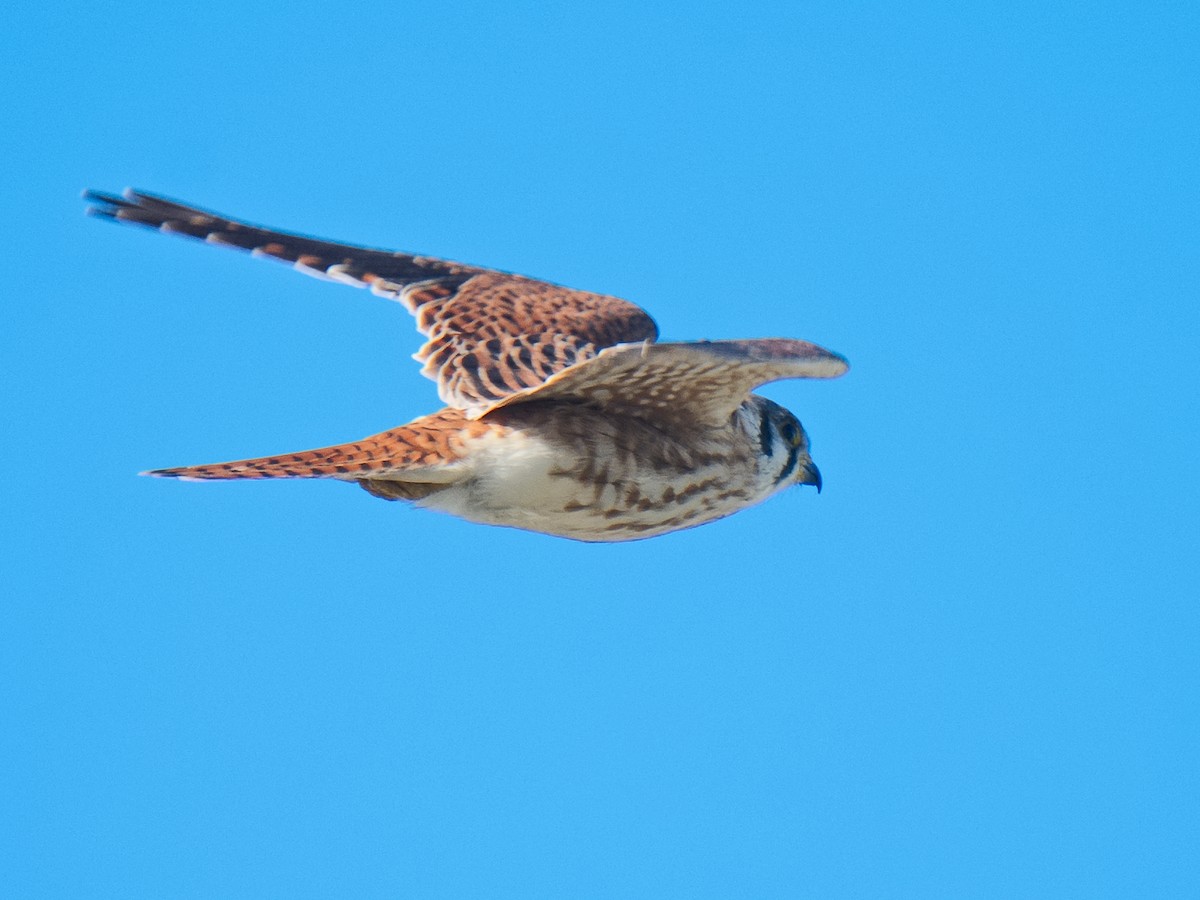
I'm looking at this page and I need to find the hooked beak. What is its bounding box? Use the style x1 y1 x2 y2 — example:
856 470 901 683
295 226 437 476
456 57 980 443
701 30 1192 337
798 459 823 493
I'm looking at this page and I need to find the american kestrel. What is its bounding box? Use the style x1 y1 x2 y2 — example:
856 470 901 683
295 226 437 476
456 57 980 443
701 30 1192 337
85 189 849 542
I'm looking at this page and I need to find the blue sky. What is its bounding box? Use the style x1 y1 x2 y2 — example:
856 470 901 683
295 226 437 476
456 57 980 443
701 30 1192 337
4 1 1198 896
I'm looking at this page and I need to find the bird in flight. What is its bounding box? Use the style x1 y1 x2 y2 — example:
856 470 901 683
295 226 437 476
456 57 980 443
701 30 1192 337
85 189 848 541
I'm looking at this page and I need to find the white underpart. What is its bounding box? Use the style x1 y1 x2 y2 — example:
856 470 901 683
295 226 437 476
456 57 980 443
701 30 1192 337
414 400 801 542
417 428 584 533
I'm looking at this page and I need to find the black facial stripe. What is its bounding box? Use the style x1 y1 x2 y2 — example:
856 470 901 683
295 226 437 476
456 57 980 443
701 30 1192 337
776 445 801 484
758 410 774 458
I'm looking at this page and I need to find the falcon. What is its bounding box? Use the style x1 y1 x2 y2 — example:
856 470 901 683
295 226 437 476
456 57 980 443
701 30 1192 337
84 189 849 541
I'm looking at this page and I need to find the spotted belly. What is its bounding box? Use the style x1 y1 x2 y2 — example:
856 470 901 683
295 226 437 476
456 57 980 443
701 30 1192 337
415 404 763 542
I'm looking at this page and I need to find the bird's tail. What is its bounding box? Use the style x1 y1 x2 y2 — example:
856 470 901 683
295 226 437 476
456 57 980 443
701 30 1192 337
143 437 400 481
142 409 480 482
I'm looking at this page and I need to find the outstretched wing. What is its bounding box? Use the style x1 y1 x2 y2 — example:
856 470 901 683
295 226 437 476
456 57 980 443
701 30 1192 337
484 339 849 427
84 189 659 411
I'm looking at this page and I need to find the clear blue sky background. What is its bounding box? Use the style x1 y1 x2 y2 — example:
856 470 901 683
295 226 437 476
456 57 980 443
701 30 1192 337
4 2 1198 896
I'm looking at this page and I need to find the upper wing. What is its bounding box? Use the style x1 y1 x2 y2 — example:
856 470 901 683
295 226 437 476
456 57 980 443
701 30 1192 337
84 189 659 411
482 339 850 427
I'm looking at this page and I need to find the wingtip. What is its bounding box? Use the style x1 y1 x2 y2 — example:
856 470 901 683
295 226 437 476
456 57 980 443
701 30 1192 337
82 187 135 219
772 339 851 378
794 341 850 378
81 186 130 200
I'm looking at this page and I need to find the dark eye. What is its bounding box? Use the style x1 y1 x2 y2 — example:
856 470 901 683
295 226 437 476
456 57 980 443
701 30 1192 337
779 421 800 447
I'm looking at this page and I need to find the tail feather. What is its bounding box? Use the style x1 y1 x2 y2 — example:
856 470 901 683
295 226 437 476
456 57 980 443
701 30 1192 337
143 409 480 482
142 440 395 481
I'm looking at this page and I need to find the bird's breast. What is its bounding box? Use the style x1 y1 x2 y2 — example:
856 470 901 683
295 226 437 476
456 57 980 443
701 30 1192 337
417 403 768 541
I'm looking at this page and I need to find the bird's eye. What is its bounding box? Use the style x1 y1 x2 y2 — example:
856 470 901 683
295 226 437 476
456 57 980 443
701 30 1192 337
779 421 801 447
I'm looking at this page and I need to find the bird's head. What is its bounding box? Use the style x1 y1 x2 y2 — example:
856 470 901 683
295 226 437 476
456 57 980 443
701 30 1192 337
749 396 823 494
